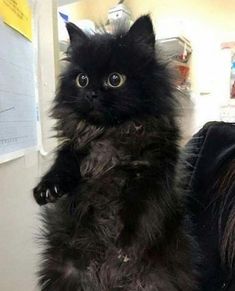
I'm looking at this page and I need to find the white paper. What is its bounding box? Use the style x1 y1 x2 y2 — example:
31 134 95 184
0 20 37 163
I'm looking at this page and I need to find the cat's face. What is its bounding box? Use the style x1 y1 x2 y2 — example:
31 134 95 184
55 16 173 127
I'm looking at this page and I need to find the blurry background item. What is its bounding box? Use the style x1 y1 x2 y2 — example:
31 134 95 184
107 0 132 32
231 56 235 99
158 36 192 94
157 35 193 143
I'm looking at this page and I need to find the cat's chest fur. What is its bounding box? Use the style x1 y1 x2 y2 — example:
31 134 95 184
66 120 151 255
75 120 146 179
80 139 123 178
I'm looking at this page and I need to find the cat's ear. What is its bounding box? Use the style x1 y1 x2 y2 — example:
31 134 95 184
66 22 88 46
128 15 155 48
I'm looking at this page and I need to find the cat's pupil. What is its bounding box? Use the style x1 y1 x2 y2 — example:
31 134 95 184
110 73 121 86
78 73 89 87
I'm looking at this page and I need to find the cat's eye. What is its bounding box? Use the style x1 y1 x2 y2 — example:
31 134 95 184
106 72 126 88
76 73 89 88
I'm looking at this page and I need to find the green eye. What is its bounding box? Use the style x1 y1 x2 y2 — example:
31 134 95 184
76 73 89 88
106 72 126 88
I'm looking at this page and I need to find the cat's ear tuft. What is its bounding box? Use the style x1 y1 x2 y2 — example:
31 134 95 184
66 22 88 45
128 15 155 48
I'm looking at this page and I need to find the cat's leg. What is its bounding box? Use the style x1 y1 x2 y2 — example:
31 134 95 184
34 143 81 205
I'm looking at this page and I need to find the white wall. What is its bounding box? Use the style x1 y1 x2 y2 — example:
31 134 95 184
0 154 51 291
0 1 58 290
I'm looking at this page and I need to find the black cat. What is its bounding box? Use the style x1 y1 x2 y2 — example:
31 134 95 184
34 16 198 290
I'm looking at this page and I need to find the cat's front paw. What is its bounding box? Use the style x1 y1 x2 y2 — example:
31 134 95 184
33 179 64 205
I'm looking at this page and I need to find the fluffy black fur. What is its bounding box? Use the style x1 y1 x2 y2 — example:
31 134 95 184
184 122 235 290
34 16 198 290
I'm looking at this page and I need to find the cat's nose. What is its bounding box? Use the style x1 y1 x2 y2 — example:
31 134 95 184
91 91 97 99
87 91 97 99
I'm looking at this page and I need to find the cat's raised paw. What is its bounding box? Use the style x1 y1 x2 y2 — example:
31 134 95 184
33 181 64 205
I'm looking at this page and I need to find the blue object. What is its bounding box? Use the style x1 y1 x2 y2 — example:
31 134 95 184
59 12 69 22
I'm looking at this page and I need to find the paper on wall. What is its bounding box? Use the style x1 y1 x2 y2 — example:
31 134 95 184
0 0 32 40
0 19 37 163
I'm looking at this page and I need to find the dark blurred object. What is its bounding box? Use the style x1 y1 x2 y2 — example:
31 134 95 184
185 122 235 291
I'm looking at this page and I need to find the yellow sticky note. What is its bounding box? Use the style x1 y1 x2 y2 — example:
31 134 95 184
0 0 32 41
